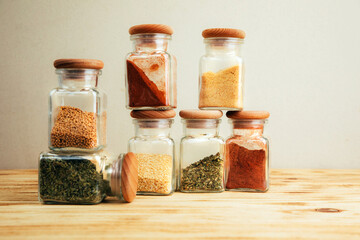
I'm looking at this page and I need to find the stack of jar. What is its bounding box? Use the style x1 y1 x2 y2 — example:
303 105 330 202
125 24 177 195
38 59 138 204
179 28 270 193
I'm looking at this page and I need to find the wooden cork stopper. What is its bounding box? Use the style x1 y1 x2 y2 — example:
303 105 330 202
130 110 176 119
202 28 246 39
226 111 270 119
54 59 104 69
121 152 138 203
129 24 173 35
179 110 223 119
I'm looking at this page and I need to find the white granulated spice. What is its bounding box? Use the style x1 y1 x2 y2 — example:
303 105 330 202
135 153 173 194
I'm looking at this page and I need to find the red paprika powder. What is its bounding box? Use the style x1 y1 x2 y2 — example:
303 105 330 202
127 59 168 107
225 111 270 192
226 140 267 191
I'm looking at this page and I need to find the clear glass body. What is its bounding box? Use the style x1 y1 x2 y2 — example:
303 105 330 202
128 119 175 195
199 38 244 110
39 151 128 204
225 119 269 192
180 119 225 193
126 33 177 110
49 69 107 152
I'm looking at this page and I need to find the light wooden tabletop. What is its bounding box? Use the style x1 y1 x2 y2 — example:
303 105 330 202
0 169 359 239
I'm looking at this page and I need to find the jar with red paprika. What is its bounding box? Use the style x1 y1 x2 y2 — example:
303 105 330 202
225 111 270 192
126 24 177 110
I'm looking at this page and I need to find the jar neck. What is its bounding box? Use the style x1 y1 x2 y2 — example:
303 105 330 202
56 69 100 89
131 33 171 52
230 119 266 137
182 119 220 137
204 38 243 56
105 154 124 200
133 119 173 137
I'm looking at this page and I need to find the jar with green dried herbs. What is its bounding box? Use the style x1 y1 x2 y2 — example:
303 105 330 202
179 110 225 193
38 151 138 204
49 59 107 153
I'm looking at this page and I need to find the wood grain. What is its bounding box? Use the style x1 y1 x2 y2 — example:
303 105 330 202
0 169 360 239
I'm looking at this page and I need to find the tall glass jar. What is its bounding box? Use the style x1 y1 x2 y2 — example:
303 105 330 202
49 59 107 152
126 24 177 110
199 28 245 110
39 151 138 204
179 110 225 193
225 111 270 192
128 110 176 195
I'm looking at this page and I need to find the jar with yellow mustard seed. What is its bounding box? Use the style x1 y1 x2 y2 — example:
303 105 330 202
198 28 245 110
128 110 176 196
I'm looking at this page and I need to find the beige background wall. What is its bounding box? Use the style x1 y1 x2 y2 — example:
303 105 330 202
0 0 359 169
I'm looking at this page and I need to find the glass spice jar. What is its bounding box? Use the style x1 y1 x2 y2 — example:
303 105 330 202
128 110 176 195
49 59 107 152
199 28 245 111
38 151 138 204
126 24 177 110
225 111 270 192
179 110 225 193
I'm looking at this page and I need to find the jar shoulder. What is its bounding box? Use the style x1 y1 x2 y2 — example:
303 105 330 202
129 136 174 144
181 135 224 143
126 51 172 59
226 135 268 145
49 88 105 98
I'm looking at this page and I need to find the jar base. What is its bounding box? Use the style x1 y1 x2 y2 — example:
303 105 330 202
39 199 102 205
180 189 224 193
136 191 174 196
48 146 105 153
226 187 268 193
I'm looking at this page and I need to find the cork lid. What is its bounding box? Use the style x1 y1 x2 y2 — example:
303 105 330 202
121 152 138 203
54 59 104 69
179 110 223 119
202 28 246 39
130 110 176 119
129 24 173 35
226 111 270 119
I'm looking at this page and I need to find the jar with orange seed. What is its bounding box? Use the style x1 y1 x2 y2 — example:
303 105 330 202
199 28 245 110
49 59 107 152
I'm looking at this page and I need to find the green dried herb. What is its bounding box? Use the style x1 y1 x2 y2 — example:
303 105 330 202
181 152 224 192
39 156 107 204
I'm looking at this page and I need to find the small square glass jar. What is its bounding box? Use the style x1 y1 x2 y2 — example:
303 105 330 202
179 110 225 193
225 111 270 192
199 28 245 111
38 151 138 204
49 59 107 153
128 110 176 195
125 24 177 110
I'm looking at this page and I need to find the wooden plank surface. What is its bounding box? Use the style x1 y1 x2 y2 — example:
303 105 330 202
0 169 360 239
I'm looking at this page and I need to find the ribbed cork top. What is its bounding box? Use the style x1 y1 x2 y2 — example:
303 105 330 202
130 110 176 119
226 111 270 119
179 110 223 119
121 152 138 203
129 24 173 35
54 59 104 69
202 28 246 39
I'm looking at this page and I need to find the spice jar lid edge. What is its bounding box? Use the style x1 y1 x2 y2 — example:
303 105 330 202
121 152 138 203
